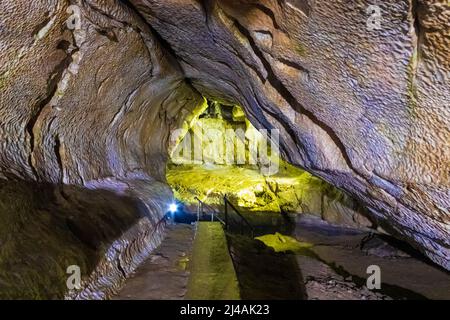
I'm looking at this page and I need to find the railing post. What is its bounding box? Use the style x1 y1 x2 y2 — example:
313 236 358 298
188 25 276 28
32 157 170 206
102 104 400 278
201 202 204 220
224 195 228 231
197 201 200 223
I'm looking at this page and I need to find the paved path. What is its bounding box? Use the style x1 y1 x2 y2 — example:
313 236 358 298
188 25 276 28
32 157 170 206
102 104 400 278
114 224 195 300
186 222 240 300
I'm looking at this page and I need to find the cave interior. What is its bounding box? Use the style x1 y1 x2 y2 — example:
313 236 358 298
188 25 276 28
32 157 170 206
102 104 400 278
0 0 449 300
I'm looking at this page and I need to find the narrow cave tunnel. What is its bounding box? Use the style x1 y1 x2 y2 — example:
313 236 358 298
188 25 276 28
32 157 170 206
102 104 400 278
0 0 449 302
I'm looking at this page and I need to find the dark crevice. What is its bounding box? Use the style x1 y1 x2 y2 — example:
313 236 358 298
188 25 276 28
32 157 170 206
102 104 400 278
252 3 281 29
284 0 311 17
276 56 310 77
252 92 312 166
109 87 139 127
83 0 136 29
211 3 269 83
25 51 74 180
410 0 423 84
253 29 273 37
117 257 127 278
54 135 64 182
120 1 187 76
95 28 119 42
198 0 213 29
412 0 423 55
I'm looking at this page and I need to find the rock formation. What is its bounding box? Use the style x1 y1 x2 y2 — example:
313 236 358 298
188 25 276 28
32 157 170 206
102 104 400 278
0 0 448 297
132 0 450 268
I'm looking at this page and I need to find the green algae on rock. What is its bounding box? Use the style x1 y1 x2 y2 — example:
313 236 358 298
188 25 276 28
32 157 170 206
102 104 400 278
255 233 313 253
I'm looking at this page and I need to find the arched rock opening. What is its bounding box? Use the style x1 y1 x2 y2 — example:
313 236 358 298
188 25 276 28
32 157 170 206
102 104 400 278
0 0 448 298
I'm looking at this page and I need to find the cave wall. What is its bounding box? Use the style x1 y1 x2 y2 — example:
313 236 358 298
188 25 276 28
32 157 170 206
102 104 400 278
0 0 448 281
167 104 372 228
0 180 169 299
128 0 449 269
0 0 203 297
0 0 204 183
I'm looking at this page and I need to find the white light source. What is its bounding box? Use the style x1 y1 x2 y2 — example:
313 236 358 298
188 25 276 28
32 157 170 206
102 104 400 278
169 203 178 213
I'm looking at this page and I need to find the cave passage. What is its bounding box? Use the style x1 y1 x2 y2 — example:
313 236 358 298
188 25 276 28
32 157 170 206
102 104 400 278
112 101 450 301
0 0 449 302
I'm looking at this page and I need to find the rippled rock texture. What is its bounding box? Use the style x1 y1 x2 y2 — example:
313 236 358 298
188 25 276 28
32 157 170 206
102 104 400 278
0 179 169 299
0 0 448 291
131 0 449 268
0 0 203 297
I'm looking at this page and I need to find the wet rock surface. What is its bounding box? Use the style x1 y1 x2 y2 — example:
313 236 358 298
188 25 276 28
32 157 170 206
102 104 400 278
360 234 412 258
228 233 306 300
297 256 391 300
224 212 449 300
112 214 449 300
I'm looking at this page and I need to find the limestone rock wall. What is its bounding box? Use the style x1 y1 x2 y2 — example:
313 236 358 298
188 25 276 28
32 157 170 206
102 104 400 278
0 0 203 297
0 0 448 277
0 179 170 299
0 0 204 184
130 0 449 268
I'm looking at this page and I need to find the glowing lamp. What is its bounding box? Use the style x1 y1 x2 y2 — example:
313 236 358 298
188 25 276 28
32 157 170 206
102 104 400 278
169 203 178 213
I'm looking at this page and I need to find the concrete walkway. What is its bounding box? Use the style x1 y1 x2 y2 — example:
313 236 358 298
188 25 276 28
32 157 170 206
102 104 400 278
114 222 240 300
114 224 195 300
186 222 240 300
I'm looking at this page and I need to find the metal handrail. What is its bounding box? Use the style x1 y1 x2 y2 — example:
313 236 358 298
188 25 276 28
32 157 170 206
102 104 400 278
194 197 225 225
193 195 254 237
224 195 254 237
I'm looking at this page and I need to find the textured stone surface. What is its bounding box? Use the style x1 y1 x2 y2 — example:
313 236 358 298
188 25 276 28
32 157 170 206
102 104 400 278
0 0 448 287
0 0 202 298
113 224 194 300
0 179 170 299
294 214 450 300
129 0 449 269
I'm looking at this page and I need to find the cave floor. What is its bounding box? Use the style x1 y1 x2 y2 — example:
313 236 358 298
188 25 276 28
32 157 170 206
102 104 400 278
113 224 195 300
113 215 450 300
293 215 450 300
185 222 240 300
230 212 450 300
